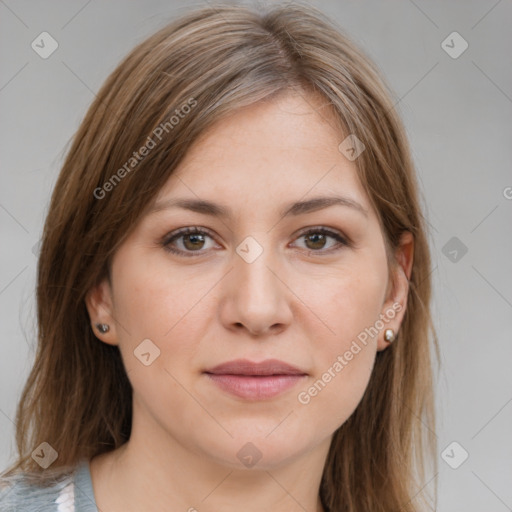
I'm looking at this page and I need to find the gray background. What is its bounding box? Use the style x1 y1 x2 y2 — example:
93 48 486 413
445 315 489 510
1 0 511 510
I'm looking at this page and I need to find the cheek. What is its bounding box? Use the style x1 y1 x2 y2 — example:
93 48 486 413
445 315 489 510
108 249 219 394
305 249 388 353
293 252 387 430
110 254 211 421
111 249 210 340
293 313 379 441
328 272 385 344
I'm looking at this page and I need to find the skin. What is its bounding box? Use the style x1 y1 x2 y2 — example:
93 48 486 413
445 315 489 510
86 91 413 512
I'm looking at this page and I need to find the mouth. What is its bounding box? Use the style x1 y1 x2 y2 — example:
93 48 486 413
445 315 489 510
203 359 308 400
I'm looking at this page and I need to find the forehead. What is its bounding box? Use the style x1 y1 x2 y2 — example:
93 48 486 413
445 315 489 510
154 92 372 217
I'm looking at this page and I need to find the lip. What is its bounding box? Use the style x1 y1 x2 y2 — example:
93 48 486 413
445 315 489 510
205 358 307 376
203 359 308 400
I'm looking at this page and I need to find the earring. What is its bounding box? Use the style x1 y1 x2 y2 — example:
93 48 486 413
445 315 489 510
384 329 395 343
95 323 110 334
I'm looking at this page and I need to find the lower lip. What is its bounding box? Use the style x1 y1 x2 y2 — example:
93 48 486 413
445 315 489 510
205 373 306 400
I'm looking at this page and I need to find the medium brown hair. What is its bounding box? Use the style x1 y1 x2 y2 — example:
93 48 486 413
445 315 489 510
2 2 439 510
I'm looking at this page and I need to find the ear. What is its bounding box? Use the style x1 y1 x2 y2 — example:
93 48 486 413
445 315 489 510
85 276 118 346
377 231 414 352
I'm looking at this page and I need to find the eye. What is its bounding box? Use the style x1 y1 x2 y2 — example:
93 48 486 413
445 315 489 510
161 226 349 258
161 227 218 257
291 227 349 254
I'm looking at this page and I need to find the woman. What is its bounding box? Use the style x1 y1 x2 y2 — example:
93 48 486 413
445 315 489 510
0 2 439 511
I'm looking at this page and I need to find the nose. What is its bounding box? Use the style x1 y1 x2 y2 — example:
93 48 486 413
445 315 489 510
219 238 293 337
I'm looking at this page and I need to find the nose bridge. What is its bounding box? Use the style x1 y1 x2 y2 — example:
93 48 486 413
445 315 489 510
222 232 291 334
234 232 280 300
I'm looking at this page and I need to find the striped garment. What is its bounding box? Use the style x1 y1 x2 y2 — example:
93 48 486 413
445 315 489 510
0 459 97 511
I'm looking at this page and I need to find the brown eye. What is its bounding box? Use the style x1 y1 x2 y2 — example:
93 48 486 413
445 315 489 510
162 226 349 258
304 232 328 250
182 233 206 251
292 227 348 254
162 227 217 257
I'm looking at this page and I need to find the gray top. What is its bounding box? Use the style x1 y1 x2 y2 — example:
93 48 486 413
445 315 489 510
0 459 98 511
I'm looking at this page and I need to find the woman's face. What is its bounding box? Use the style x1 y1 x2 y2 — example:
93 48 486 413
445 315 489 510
87 92 411 470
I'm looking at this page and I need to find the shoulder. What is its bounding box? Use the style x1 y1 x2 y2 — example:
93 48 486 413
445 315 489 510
0 470 74 512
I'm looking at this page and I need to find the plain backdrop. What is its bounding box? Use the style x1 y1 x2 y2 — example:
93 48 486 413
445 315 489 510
1 1 511 510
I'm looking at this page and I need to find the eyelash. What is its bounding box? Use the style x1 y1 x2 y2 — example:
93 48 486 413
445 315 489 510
161 226 350 258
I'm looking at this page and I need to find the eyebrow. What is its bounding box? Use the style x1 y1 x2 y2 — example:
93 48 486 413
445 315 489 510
150 195 368 219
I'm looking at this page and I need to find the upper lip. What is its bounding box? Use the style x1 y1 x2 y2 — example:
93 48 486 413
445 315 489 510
204 358 307 376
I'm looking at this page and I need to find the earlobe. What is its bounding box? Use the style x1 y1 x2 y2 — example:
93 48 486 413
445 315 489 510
85 277 118 345
377 231 414 352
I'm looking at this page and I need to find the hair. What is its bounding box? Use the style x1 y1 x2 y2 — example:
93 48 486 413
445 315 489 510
1 2 440 511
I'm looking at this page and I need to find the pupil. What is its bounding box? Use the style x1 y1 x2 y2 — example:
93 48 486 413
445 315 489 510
185 234 204 249
307 233 325 249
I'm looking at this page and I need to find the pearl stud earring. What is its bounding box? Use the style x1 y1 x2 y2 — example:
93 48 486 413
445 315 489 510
384 329 395 343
